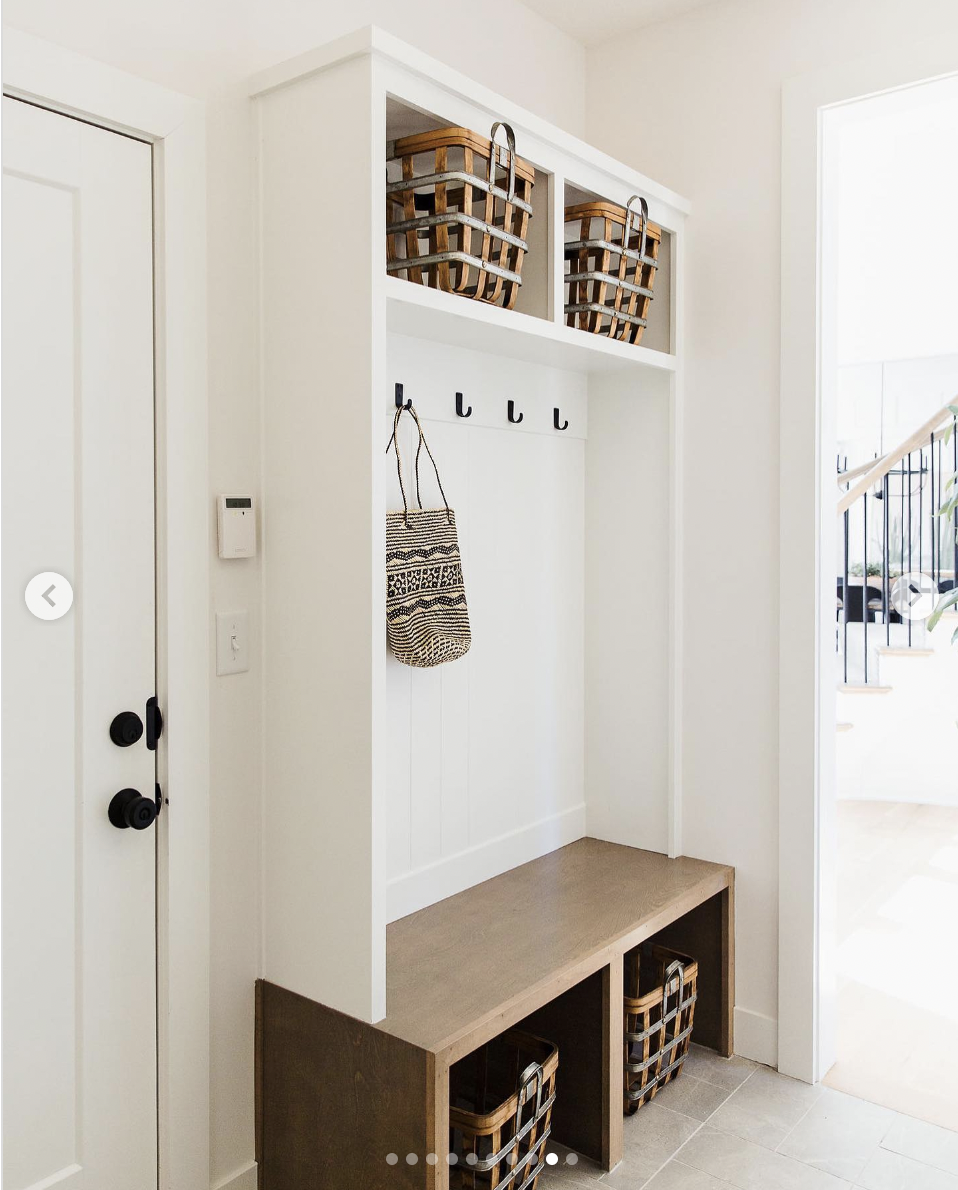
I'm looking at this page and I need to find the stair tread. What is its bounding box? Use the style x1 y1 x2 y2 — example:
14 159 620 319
838 684 893 694
877 646 934 657
837 722 854 732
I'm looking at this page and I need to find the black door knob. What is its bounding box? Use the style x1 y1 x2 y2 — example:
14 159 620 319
110 711 144 747
108 787 158 830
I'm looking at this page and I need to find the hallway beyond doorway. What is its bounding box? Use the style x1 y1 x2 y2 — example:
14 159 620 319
825 800 958 1130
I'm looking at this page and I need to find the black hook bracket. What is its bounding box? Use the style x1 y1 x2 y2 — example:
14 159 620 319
554 408 569 431
395 382 411 411
507 399 524 424
455 391 472 418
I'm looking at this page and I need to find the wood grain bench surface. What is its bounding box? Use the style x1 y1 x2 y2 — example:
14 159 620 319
380 837 733 1063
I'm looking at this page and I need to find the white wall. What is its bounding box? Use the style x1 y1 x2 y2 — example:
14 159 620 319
2 0 587 137
585 0 958 1067
3 6 587 1189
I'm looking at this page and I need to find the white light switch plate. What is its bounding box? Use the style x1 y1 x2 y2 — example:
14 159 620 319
216 611 250 675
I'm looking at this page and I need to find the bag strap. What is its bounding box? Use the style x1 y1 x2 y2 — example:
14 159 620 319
385 403 452 527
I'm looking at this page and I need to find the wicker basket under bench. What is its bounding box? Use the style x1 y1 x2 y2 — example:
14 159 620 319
623 944 698 1114
449 1029 558 1190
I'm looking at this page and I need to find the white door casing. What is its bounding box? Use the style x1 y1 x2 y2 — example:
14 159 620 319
779 43 958 1084
2 96 158 1190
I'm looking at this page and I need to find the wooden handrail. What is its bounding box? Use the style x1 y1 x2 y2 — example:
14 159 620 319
837 400 957 516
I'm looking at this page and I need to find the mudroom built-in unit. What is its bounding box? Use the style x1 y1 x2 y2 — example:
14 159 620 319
254 28 730 1189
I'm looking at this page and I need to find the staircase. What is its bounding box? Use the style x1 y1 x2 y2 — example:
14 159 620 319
836 402 958 806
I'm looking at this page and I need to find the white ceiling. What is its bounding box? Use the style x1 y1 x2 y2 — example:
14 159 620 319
519 0 726 45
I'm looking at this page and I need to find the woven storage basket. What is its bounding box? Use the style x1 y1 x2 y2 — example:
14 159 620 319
387 122 535 310
449 1029 558 1190
564 195 661 345
623 944 698 1114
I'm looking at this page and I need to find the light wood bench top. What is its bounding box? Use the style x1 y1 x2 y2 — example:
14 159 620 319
380 837 733 1062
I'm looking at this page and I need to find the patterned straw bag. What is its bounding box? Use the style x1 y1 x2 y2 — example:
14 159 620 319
385 404 471 668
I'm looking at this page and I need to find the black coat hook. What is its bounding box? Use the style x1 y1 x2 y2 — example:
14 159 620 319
455 391 472 418
395 382 411 410
507 400 524 424
554 408 569 431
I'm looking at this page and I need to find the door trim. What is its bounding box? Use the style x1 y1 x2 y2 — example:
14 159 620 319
779 39 958 1084
3 28 211 1188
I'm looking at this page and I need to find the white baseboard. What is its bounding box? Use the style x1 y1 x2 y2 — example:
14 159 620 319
734 1006 778 1068
385 803 587 923
212 1161 258 1190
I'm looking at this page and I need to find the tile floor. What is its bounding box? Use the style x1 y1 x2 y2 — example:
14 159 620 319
824 800 958 1131
538 1045 958 1189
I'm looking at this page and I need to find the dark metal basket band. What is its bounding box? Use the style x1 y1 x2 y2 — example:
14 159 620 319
565 237 658 268
565 270 654 299
624 989 698 1045
461 1092 555 1174
388 170 533 215
625 1019 695 1075
625 1044 691 1101
565 302 648 328
470 1125 551 1189
388 250 523 286
388 210 529 253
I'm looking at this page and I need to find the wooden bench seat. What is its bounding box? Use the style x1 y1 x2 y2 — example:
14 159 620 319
256 838 734 1189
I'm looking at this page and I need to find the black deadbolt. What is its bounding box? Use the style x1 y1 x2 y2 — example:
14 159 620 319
110 711 144 748
108 787 158 831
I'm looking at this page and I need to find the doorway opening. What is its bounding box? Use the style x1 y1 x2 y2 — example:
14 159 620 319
823 74 958 1131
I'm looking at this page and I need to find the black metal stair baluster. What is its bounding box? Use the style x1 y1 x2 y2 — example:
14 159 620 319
883 472 891 647
863 491 869 684
843 508 850 685
907 451 913 648
919 445 924 581
928 435 933 587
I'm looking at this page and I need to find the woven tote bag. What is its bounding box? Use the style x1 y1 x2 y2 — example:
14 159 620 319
385 404 471 668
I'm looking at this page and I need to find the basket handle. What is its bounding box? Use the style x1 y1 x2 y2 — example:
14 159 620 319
516 1060 545 1122
385 403 452 528
488 121 518 202
625 194 650 259
662 959 685 1006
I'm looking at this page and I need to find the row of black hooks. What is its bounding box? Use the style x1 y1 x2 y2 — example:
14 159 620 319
395 383 569 431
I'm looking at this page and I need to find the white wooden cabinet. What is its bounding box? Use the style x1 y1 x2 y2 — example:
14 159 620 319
253 27 689 1024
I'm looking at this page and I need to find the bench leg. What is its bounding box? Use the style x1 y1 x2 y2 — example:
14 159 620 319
602 955 624 1171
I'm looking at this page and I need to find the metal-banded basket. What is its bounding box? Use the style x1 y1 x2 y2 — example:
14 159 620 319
623 945 698 1114
564 195 661 345
386 122 535 310
449 1029 558 1190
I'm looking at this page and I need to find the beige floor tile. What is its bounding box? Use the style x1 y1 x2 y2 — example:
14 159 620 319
643 1161 729 1188
647 1074 733 1122
881 1114 958 1175
681 1045 757 1092
677 1126 853 1189
856 1147 958 1190
622 1102 702 1167
539 1142 605 1186
707 1067 824 1150
599 1150 661 1188
777 1088 894 1182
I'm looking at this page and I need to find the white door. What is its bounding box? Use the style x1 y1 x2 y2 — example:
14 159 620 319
2 97 158 1190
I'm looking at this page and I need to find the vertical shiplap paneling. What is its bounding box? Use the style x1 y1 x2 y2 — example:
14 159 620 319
384 657 412 880
384 334 588 919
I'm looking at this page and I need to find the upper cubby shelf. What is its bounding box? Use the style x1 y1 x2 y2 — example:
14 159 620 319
385 275 677 375
251 25 689 379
